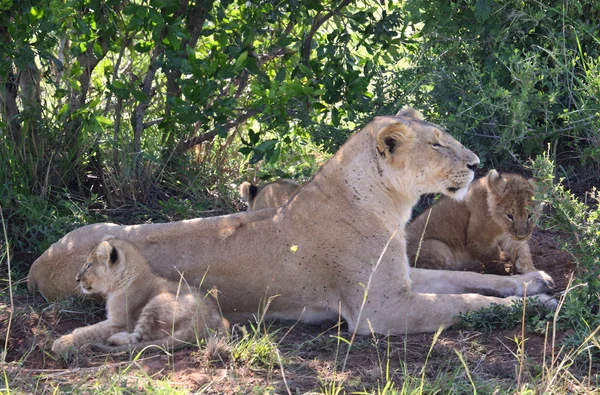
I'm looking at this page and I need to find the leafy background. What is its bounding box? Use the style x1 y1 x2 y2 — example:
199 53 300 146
0 0 598 283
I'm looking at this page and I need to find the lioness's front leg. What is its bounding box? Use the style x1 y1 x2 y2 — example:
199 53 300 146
409 267 554 297
52 320 125 354
352 290 556 335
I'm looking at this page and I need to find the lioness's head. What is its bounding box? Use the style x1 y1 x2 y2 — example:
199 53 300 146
372 107 479 200
77 239 125 296
486 170 538 241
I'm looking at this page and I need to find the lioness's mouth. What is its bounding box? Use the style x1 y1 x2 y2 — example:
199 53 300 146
447 187 459 193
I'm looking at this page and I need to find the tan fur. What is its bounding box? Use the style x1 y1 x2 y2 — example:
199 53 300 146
51 239 228 354
407 170 539 274
31 109 555 335
239 179 300 211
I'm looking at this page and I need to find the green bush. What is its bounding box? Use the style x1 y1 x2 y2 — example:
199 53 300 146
529 151 600 356
396 0 600 189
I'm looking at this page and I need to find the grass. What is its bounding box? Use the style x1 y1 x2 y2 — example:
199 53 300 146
2 283 599 393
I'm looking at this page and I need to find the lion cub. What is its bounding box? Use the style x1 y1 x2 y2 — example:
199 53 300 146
407 170 539 274
239 179 300 211
52 238 228 354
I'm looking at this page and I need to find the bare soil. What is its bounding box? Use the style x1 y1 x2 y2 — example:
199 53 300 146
0 230 586 393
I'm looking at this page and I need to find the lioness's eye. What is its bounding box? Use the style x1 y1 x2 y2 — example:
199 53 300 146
506 213 514 221
431 142 443 148
527 213 533 221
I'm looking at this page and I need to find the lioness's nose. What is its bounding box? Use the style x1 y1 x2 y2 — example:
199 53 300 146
467 160 479 172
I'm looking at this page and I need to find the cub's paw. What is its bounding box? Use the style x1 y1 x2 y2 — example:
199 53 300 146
52 334 76 354
107 332 135 346
517 270 555 296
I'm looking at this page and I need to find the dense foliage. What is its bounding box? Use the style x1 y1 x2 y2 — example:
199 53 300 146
0 0 599 276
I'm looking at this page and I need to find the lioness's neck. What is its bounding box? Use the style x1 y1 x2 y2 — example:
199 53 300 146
309 132 419 233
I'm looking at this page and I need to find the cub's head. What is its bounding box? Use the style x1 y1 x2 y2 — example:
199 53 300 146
373 107 479 200
486 170 538 240
77 239 125 296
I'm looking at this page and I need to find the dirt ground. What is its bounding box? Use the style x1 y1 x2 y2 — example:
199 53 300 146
0 230 587 393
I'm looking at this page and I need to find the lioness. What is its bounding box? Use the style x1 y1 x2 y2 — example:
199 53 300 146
29 108 554 335
52 238 227 354
239 179 300 211
407 170 539 274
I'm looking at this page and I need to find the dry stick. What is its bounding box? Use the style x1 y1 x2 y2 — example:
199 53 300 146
341 229 398 373
517 282 528 390
276 349 292 395
0 206 14 363
413 208 433 267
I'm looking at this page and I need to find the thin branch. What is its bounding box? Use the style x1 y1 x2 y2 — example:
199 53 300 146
143 117 164 129
174 109 261 155
132 48 163 154
301 0 352 64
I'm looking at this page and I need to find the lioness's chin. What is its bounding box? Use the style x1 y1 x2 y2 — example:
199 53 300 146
445 185 469 201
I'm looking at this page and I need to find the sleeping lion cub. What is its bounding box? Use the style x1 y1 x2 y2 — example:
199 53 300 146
52 238 228 354
407 170 539 274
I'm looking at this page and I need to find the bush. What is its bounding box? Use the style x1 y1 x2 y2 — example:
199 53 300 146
395 0 600 191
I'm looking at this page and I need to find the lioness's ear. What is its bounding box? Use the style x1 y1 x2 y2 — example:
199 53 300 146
396 107 424 120
376 123 416 158
487 170 507 195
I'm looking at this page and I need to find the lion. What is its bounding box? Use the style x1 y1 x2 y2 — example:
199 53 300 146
52 238 228 354
407 170 539 274
29 108 555 335
239 179 300 211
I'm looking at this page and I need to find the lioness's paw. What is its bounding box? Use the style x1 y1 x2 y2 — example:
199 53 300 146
52 334 75 354
529 294 558 310
107 332 134 345
516 270 555 296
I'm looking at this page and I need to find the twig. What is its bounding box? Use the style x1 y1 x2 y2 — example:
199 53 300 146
301 0 352 64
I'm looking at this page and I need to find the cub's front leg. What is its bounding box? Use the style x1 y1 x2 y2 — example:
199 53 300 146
500 236 536 273
52 320 124 354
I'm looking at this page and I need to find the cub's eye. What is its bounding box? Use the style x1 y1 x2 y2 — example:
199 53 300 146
505 213 514 221
431 142 443 149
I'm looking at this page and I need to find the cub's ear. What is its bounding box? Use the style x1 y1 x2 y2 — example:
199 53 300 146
396 107 424 120
487 169 507 195
376 122 416 158
95 241 119 266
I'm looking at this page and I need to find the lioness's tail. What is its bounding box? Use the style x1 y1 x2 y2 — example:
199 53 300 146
239 181 259 208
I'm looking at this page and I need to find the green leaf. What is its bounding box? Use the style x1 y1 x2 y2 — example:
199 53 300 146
474 0 494 22
132 90 148 102
255 139 277 153
134 41 154 53
233 51 248 71
275 68 286 83
95 116 113 126
238 147 253 156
